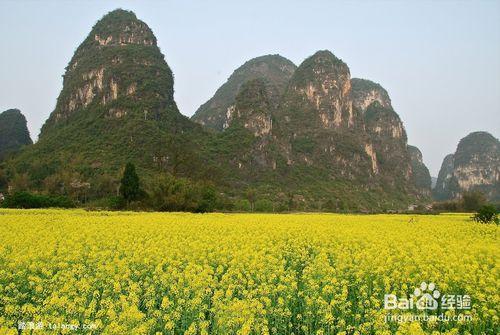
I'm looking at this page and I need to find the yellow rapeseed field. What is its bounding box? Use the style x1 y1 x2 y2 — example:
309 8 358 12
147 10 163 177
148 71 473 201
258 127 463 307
0 209 498 334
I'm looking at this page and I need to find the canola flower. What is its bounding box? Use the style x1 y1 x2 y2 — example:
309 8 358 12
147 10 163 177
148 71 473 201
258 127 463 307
0 209 498 334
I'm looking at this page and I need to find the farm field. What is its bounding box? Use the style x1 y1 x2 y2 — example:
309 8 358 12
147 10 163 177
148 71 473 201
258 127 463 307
0 209 498 334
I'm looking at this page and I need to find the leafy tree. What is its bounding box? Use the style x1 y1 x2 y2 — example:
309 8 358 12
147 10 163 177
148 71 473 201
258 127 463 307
255 199 274 212
461 191 486 212
119 163 141 203
472 205 499 224
9 173 30 192
432 200 460 212
196 184 217 213
91 174 119 199
234 199 251 212
0 168 8 192
148 174 217 212
323 199 337 212
246 188 257 212
287 192 295 211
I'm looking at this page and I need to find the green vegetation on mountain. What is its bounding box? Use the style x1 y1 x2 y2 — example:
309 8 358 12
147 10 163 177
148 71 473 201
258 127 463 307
0 109 32 161
191 54 296 131
5 9 207 198
2 9 439 211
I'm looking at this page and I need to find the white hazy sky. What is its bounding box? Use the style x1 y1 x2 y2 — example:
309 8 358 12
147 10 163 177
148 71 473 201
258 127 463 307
1 0 499 176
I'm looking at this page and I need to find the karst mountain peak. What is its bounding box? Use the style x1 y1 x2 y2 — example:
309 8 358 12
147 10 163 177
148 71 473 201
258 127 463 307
6 9 492 211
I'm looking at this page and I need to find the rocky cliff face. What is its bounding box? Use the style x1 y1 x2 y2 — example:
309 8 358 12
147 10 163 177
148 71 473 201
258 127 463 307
0 109 32 161
434 132 499 201
433 154 455 200
191 55 296 131
281 51 355 131
275 51 371 179
217 78 279 171
9 9 202 189
362 102 411 184
224 78 275 137
351 78 391 112
41 9 182 133
350 79 413 190
197 50 421 209
408 145 432 196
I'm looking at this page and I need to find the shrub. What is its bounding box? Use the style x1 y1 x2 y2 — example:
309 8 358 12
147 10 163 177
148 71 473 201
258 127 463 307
85 196 126 210
148 174 218 213
461 191 486 212
107 196 127 210
234 199 251 212
149 175 196 212
195 185 217 213
433 200 460 212
255 199 274 212
2 192 74 209
472 205 499 224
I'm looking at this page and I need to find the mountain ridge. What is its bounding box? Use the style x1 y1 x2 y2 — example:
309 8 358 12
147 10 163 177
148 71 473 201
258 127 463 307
1 9 449 211
191 54 296 131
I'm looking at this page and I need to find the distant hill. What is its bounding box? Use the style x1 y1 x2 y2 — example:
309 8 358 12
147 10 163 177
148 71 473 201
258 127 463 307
0 109 32 161
408 145 432 197
433 131 499 201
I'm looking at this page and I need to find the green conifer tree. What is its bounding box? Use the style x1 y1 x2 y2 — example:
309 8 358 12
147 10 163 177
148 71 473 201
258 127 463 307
119 163 140 203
